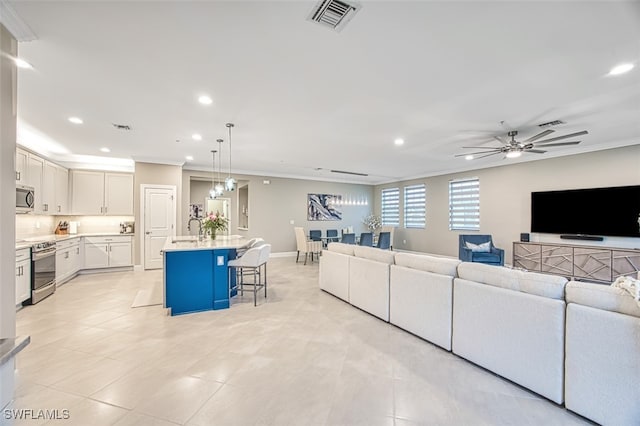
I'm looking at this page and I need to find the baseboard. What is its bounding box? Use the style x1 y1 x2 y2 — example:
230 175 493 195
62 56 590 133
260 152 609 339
78 266 134 275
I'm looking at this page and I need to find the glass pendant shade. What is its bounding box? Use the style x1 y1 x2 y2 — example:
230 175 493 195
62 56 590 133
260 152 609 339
224 176 236 191
214 183 224 196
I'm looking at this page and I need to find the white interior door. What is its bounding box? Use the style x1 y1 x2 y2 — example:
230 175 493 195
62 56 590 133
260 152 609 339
143 187 175 270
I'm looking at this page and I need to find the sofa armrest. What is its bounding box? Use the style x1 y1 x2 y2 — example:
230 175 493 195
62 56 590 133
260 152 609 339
459 247 473 262
490 246 505 265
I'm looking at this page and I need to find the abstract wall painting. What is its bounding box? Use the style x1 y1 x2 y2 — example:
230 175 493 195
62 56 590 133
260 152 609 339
308 194 342 221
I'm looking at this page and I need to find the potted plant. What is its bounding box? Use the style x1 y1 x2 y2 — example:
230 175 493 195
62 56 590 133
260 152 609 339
362 214 382 232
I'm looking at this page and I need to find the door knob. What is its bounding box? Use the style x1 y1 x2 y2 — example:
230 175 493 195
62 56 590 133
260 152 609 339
145 231 151 235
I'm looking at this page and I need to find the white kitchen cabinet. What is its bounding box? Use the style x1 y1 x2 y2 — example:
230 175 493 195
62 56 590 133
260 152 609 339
43 161 56 214
83 236 132 269
55 167 69 214
26 154 44 214
15 248 31 305
16 148 28 184
71 171 133 215
56 238 81 284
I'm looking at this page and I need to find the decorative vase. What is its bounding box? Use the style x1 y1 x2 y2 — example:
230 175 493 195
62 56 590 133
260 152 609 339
210 229 216 240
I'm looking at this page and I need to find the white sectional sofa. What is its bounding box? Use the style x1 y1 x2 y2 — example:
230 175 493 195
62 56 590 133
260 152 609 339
349 245 396 321
390 253 461 350
318 245 639 423
564 281 640 426
452 262 568 404
319 243 354 302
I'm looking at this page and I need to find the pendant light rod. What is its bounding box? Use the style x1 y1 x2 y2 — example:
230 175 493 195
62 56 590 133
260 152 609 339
215 139 224 196
225 122 236 191
209 150 217 199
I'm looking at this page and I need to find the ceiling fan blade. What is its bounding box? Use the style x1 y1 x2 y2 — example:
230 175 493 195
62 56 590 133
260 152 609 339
461 146 501 150
455 149 502 157
533 141 581 148
475 151 502 159
535 130 588 144
527 149 547 154
523 129 554 143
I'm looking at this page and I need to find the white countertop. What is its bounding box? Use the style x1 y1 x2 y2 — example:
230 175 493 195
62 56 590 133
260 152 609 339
15 232 133 250
162 235 250 252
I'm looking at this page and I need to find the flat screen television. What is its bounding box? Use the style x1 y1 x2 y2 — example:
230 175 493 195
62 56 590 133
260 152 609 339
531 185 640 238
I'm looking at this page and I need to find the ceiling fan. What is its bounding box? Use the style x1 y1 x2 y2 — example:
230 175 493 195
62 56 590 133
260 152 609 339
456 129 588 160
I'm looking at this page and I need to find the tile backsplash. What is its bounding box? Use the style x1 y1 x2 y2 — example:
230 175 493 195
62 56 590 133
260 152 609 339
16 215 134 240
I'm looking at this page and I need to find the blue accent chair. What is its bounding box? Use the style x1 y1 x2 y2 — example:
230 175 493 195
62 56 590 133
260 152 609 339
377 232 391 250
309 230 322 242
326 229 339 243
459 235 504 266
359 232 373 246
341 233 356 245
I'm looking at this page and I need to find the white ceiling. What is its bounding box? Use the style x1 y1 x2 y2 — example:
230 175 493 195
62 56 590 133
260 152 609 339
8 0 640 184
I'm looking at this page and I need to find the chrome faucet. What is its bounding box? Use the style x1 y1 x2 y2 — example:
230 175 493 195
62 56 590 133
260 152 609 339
187 218 203 239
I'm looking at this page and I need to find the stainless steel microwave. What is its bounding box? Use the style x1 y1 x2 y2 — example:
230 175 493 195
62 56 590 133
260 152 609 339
16 184 35 213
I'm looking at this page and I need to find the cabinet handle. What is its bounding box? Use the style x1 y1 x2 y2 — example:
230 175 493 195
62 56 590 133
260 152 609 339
76 247 80 255
58 205 61 212
100 207 103 213
65 252 69 259
16 266 20 277
104 206 108 214
16 171 20 181
43 204 48 212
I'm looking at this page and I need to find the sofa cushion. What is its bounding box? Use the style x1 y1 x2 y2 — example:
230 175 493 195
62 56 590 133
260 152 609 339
456 262 521 291
394 252 460 277
353 245 395 265
456 262 566 300
519 271 567 300
566 281 640 318
471 252 501 263
327 242 355 256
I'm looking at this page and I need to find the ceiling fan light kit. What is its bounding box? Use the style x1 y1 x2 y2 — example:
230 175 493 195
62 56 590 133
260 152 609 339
458 128 588 160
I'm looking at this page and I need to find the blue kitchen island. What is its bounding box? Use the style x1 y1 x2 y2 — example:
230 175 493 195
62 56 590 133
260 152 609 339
162 235 250 316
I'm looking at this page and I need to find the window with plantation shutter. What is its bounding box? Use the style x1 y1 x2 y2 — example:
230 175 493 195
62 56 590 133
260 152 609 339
404 184 425 229
449 178 480 230
381 188 399 226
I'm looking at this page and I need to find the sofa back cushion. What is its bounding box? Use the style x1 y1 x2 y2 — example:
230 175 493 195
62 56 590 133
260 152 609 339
456 262 567 300
566 281 640 318
394 253 460 277
353 245 395 265
327 242 355 256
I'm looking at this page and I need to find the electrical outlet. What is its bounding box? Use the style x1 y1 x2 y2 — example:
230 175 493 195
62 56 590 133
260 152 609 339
290 220 294 225
403 239 407 244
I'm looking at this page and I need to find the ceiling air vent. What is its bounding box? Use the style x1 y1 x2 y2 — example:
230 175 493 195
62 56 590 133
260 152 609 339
308 0 360 32
538 120 566 128
112 123 131 131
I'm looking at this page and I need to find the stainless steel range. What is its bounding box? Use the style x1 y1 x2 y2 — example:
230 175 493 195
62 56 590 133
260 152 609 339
28 241 56 304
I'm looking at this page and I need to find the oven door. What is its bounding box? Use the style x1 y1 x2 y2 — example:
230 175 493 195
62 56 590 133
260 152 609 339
31 248 56 303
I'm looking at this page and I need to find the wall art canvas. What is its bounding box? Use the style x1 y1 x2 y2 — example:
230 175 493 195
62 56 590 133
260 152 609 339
308 194 342 221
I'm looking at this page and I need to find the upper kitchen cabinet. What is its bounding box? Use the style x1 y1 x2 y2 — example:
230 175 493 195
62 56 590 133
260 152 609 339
26 154 44 214
16 148 28 184
55 166 69 214
71 170 133 215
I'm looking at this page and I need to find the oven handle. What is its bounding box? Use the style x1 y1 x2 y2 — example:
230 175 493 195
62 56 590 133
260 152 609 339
33 248 56 260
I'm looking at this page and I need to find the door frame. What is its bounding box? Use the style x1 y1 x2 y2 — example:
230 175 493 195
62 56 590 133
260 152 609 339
140 184 177 270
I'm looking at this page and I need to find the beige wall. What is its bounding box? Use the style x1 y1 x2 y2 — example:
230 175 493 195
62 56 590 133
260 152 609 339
1 24 17 336
182 170 374 253
134 162 183 265
374 145 640 263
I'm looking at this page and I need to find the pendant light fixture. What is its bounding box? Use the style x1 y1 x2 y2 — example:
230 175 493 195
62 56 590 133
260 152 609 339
224 122 237 191
215 139 225 196
209 150 217 199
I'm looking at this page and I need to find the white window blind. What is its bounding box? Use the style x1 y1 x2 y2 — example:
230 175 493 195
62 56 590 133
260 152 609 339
449 178 480 230
404 184 425 229
381 188 400 226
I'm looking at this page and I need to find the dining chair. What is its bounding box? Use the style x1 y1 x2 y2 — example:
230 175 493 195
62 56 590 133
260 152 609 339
309 230 322 242
359 232 373 247
377 232 391 250
294 227 323 265
341 233 356 245
326 229 339 243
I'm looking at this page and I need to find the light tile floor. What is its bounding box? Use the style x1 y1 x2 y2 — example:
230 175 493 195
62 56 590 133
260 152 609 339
9 257 592 425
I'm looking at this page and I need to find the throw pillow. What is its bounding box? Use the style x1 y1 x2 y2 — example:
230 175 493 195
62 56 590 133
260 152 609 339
611 276 640 308
465 241 491 252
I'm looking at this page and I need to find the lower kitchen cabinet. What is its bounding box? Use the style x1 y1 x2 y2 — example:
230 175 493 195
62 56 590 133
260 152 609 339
15 248 31 305
83 236 132 269
56 237 81 285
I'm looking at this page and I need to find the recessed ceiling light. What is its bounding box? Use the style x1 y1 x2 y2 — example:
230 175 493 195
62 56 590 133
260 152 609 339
185 155 194 161
394 138 404 146
608 63 634 76
505 151 522 159
100 147 110 153
192 134 202 141
465 155 474 160
68 117 83 124
198 95 213 105
14 58 33 69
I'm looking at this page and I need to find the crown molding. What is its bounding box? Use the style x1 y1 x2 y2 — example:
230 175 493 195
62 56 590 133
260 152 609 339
0 1 37 42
